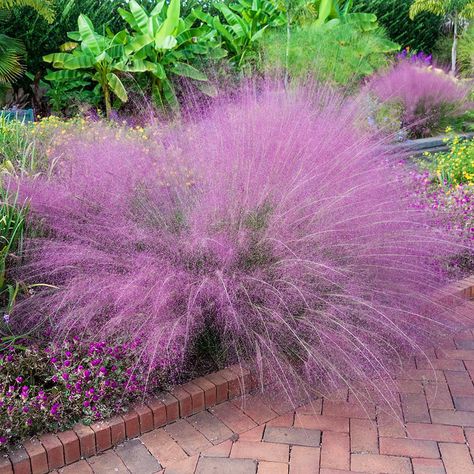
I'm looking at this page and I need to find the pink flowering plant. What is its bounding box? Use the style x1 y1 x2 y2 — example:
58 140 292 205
0 338 164 447
367 61 470 138
9 84 464 413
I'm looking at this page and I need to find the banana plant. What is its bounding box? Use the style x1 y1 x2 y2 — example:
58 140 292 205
118 0 226 109
297 0 379 31
44 14 129 118
193 0 286 69
314 0 353 25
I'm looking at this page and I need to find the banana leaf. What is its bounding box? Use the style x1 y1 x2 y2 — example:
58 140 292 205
106 72 127 102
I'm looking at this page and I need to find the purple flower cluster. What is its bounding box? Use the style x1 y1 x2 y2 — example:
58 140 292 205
0 339 163 447
396 48 432 66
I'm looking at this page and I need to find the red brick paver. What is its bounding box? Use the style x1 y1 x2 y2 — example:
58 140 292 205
12 287 474 473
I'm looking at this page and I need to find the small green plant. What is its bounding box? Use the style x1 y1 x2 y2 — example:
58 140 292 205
44 75 101 113
0 117 45 174
0 188 27 291
0 187 29 351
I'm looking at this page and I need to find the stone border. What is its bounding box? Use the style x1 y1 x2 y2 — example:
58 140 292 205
397 131 474 158
1 276 473 474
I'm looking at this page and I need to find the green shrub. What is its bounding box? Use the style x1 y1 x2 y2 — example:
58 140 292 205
261 22 398 87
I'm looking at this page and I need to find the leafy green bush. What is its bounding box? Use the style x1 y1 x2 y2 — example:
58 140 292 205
261 21 398 87
352 0 443 52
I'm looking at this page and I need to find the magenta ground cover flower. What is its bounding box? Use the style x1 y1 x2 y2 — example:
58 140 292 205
11 84 466 405
0 339 161 446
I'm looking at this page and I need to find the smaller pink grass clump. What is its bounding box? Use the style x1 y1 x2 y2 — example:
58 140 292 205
367 61 470 138
12 85 466 404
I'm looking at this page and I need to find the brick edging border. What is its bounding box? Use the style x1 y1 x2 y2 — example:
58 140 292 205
446 275 474 300
1 365 253 474
2 275 474 474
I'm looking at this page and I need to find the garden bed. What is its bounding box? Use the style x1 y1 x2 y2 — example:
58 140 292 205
1 275 473 474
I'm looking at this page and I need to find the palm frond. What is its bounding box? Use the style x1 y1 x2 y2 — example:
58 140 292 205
0 0 55 22
461 3 474 18
0 33 25 83
409 0 446 19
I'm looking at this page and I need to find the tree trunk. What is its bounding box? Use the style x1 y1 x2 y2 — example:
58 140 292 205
103 84 112 119
451 13 458 76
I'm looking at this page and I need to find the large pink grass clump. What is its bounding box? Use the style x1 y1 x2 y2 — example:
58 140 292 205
367 61 470 138
12 85 464 402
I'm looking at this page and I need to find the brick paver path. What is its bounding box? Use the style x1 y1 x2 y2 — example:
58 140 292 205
56 301 474 474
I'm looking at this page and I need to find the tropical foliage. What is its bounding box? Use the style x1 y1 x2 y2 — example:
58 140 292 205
3 0 126 87
118 0 225 108
44 0 226 114
0 33 26 85
44 15 130 118
353 0 443 52
409 0 474 73
0 0 54 89
193 0 286 69
0 0 54 22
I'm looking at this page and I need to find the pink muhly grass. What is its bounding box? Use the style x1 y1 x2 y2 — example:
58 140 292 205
12 84 465 405
367 61 470 138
